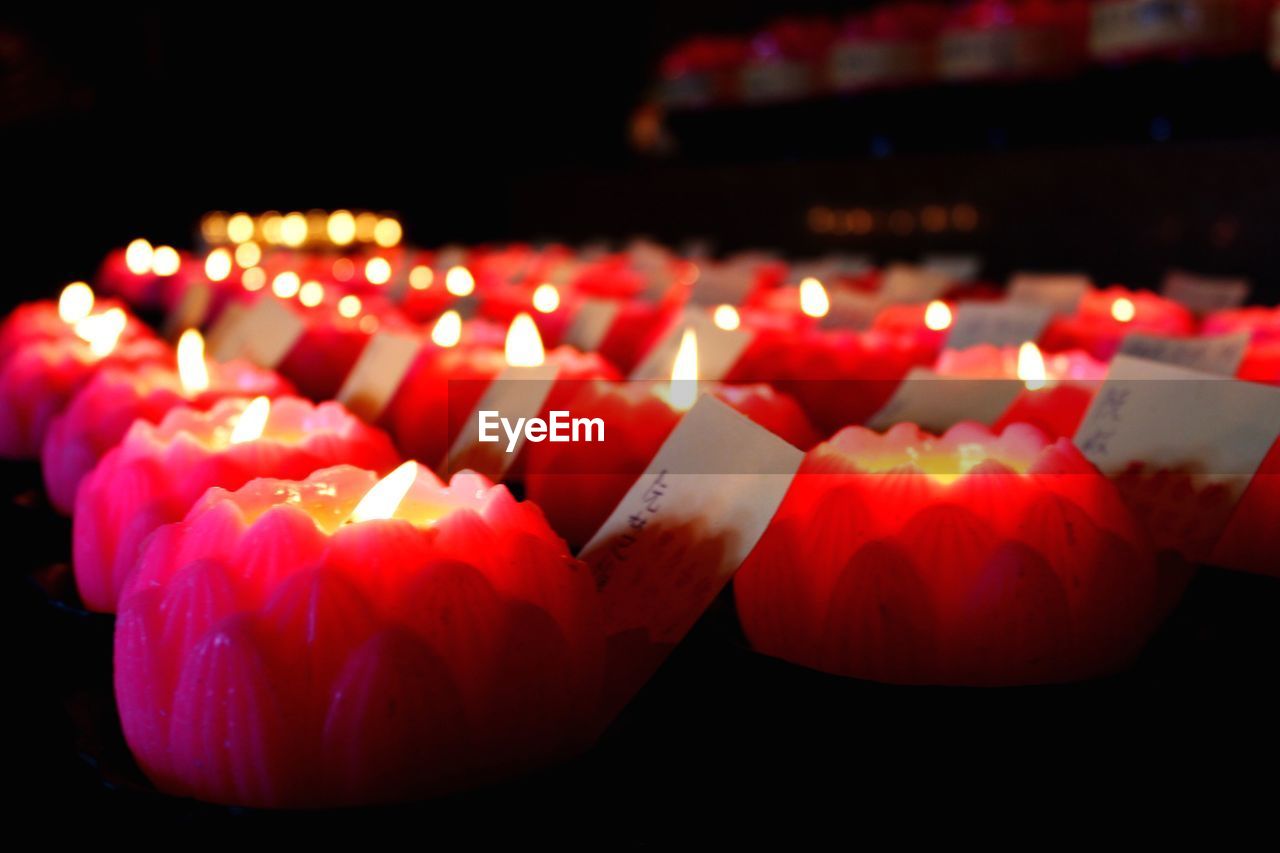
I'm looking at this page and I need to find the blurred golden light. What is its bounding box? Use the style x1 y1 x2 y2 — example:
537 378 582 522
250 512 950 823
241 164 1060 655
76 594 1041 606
924 300 952 331
365 257 392 285
298 281 325 307
358 314 379 334
75 307 127 358
431 310 462 347
204 248 233 282
327 210 357 245
373 217 403 248
260 212 284 245
921 205 948 233
234 241 262 268
201 212 228 244
445 266 475 297
799 277 830 318
226 214 255 244
338 294 363 318
151 245 181 276
58 282 95 325
124 239 154 275
532 283 560 313
712 304 740 331
409 265 434 290
242 267 267 291
1111 297 1136 323
808 206 835 234
281 212 308 247
354 212 378 242
272 271 301 299
952 204 979 232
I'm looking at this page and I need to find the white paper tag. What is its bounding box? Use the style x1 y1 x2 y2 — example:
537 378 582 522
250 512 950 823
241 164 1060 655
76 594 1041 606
1161 270 1251 314
818 289 882 331
921 253 982 282
879 263 951 303
335 331 423 422
562 298 621 352
1117 332 1249 377
204 301 249 362
1008 273 1091 314
442 362 560 479
164 281 213 341
579 395 804 712
866 367 1024 433
211 297 307 368
945 303 1053 351
1074 355 1280 503
688 264 755 306
629 309 755 381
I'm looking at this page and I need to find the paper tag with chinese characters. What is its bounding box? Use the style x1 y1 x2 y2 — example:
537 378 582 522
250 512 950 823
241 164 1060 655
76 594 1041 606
819 289 882 331
688 264 755 306
204 301 249 362
1118 332 1249 377
579 394 804 717
1008 272 1090 314
944 303 1053 351
1074 355 1280 504
336 331 422 422
879 264 951 303
629 309 754 381
921 253 981 282
442 362 560 479
163 281 213 341
866 367 1024 433
562 298 621 352
1161 270 1251 314
210 297 307 368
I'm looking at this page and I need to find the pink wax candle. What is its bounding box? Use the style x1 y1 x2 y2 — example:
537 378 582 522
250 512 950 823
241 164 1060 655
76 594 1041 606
0 283 150 366
525 372 819 549
41 331 292 514
1039 286 1195 360
0 310 171 458
115 462 604 807
871 298 955 355
735 422 1166 685
97 239 190 309
936 342 1107 439
276 292 414 401
73 395 399 612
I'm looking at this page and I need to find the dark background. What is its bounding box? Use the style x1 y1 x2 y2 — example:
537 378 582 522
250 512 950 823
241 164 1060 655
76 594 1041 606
3 5 1280 305
3 4 1279 838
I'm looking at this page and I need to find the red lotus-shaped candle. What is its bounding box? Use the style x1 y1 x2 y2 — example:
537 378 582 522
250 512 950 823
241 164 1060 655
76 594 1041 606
115 463 604 807
42 331 291 514
735 421 1164 685
1039 286 1195 361
277 294 414 401
0 311 171 459
0 283 150 366
73 395 398 612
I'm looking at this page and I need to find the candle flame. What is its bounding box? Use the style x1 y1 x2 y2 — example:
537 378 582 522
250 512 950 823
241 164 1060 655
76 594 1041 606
532 283 560 313
176 329 211 395
445 266 475 297
365 257 392 285
349 460 418 523
58 282 95 324
373 217 402 248
124 239 154 275
272 271 301 299
1111 296 1136 323
924 300 952 331
226 213 255 244
409 265 434 290
242 267 266 292
668 327 699 412
799 277 830 318
298 280 325 307
151 246 181 277
431 310 462 347
281 212 308 247
204 248 232 282
338 294 363 319
505 312 545 367
75 307 127 358
712 304 740 331
229 396 270 444
327 210 356 245
1017 342 1047 391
